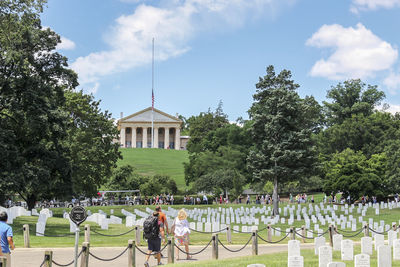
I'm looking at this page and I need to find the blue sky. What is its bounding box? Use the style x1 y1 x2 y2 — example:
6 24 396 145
41 0 400 121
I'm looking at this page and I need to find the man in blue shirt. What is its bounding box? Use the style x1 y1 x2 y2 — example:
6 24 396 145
0 211 14 267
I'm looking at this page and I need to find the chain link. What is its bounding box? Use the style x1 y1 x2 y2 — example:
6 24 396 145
135 243 169 256
91 227 135 237
89 246 129 261
174 238 213 256
189 227 228 234
218 235 252 252
257 231 290 244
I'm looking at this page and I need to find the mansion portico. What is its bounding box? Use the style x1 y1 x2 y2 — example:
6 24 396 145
118 107 185 150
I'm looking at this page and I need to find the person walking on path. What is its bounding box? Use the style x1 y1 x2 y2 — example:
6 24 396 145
143 211 162 266
155 206 169 244
0 211 14 267
172 209 191 260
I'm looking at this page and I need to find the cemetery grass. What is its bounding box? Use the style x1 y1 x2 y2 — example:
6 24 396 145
11 204 400 247
118 148 188 188
164 246 400 267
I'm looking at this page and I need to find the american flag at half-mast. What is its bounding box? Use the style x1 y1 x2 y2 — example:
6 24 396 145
152 89 154 110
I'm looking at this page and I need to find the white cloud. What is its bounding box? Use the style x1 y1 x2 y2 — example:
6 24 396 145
87 82 100 95
351 0 400 13
71 0 295 86
384 71 400 94
57 36 76 50
377 103 400 114
306 23 398 80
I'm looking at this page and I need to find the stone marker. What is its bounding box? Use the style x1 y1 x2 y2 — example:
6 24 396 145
332 234 342 251
319 246 332 267
393 239 400 260
377 245 391 267
341 239 354 261
375 234 384 251
361 237 372 255
288 256 304 267
288 240 301 257
355 254 370 267
247 265 265 267
315 236 326 255
388 230 398 248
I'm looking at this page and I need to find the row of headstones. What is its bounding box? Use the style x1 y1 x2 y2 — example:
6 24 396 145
0 206 33 224
288 239 395 267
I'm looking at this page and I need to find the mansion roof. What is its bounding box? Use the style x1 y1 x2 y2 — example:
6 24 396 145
118 107 182 125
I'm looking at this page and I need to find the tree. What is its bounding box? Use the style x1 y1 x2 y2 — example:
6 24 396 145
194 169 245 197
323 149 387 200
323 79 385 126
248 65 318 215
0 0 77 209
63 90 121 196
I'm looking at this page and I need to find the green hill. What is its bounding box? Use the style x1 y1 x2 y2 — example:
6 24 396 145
118 148 189 189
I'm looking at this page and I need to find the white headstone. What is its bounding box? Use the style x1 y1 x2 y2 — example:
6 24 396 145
341 239 354 261
354 254 370 267
288 240 301 257
333 234 342 251
315 236 326 255
388 230 397 248
361 237 372 255
205 222 212 232
319 246 332 267
393 239 400 260
377 245 391 267
375 234 385 251
288 256 304 267
327 263 345 267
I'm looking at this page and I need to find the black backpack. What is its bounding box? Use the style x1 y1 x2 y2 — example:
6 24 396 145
143 215 159 239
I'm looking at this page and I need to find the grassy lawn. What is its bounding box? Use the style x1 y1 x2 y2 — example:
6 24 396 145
164 246 400 266
118 148 188 189
9 203 400 248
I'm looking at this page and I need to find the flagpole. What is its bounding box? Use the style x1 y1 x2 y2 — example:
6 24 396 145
151 38 154 148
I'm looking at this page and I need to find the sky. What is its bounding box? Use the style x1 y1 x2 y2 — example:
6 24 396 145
41 0 400 121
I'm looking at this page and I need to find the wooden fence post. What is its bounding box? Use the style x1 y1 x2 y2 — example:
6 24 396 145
364 223 369 237
167 237 174 264
23 224 30 248
212 234 219 260
44 250 53 267
226 225 232 244
328 225 333 247
290 227 295 240
0 256 7 267
135 227 141 245
252 230 258 256
84 225 90 243
80 242 89 267
128 240 135 267
301 225 306 243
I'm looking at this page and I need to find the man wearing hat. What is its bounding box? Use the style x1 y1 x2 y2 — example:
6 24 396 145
0 211 14 267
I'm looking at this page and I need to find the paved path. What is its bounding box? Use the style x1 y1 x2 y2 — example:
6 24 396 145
11 243 318 267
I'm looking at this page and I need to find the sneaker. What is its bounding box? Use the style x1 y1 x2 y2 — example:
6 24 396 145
144 261 149 267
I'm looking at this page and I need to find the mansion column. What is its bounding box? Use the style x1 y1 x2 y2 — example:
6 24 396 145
143 127 148 148
154 127 159 148
131 127 136 148
120 127 126 148
175 127 181 150
164 127 169 149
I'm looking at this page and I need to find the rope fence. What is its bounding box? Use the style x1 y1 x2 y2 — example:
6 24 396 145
89 246 130 261
218 235 252 252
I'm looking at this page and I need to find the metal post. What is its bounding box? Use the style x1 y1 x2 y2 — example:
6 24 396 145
84 225 90 243
128 240 136 267
44 251 53 267
212 234 219 260
301 225 306 243
80 242 89 267
135 226 141 245
267 224 272 242
0 256 7 267
23 224 30 248
167 237 174 264
290 227 295 240
252 230 258 256
74 226 80 267
328 225 333 247
226 225 232 244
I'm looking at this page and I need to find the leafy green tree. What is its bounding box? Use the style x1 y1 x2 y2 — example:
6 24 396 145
63 90 121 196
248 65 318 215
194 169 245 197
0 0 77 209
323 148 387 200
384 139 400 193
139 174 178 196
323 79 385 126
